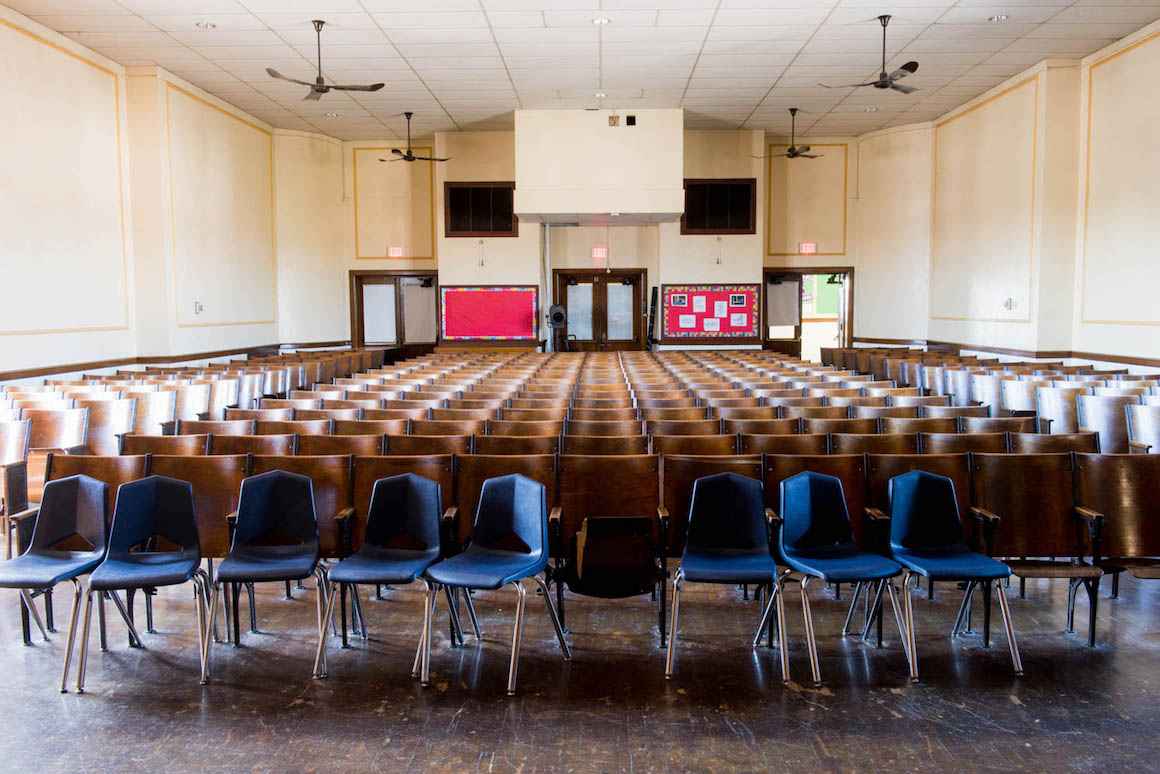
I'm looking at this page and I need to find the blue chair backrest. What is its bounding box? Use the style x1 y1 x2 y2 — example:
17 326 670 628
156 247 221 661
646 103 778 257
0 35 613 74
778 471 853 557
28 474 107 556
365 473 442 553
685 472 767 556
107 475 199 561
888 470 965 552
471 474 546 559
233 470 318 551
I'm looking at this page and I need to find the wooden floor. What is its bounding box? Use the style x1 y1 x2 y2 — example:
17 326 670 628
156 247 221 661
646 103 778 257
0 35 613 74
3 570 1158 772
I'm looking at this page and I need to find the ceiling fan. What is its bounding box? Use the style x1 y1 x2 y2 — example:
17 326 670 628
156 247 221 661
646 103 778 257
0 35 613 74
819 14 919 94
778 108 821 159
379 112 450 163
266 20 384 101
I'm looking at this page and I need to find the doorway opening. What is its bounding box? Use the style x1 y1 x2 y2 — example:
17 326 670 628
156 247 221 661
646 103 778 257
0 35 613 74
763 267 853 362
349 270 439 356
551 268 647 351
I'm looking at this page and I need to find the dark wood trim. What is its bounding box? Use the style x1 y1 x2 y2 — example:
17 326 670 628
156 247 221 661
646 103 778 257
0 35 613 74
762 266 855 351
852 336 926 347
0 339 358 382
659 282 763 346
851 336 1160 368
348 269 439 350
552 268 648 351
443 181 518 238
437 284 541 344
680 178 758 236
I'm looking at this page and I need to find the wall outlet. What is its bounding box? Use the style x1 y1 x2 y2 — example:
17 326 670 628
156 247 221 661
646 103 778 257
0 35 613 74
1002 297 1016 311
193 300 205 315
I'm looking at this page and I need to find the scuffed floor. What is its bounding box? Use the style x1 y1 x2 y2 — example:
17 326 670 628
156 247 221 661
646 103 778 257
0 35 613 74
0 570 1156 772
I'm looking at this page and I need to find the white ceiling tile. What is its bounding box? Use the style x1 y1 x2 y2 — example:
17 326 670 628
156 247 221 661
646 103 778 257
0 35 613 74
143 13 270 31
4 0 127 14
544 9 658 26
656 9 716 25
370 11 488 28
170 29 285 45
486 11 547 28
716 9 832 25
255 12 379 29
937 5 1069 23
29 13 157 31
1029 21 1147 36
1053 5 1160 22
121 0 246 12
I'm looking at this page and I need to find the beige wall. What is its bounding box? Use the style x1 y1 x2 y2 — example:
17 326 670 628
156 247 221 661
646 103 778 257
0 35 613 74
1073 22 1160 360
853 125 933 342
0 9 136 371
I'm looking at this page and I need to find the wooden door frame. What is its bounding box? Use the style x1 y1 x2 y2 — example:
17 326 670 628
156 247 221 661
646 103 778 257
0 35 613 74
552 268 648 351
762 266 855 352
348 269 439 352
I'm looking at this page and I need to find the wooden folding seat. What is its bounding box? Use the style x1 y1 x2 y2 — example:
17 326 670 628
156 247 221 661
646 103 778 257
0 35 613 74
430 408 494 422
410 419 484 437
486 419 563 437
293 408 359 422
554 454 666 636
825 396 885 409
1127 405 1160 453
652 435 736 456
567 407 636 422
739 433 828 455
166 383 211 423
21 408 90 503
226 407 294 422
564 419 643 436
960 415 1037 436
919 432 1007 454
0 420 31 524
809 387 861 399
572 397 633 409
178 419 255 436
658 454 762 554
880 417 957 435
831 433 917 455
290 390 333 401
1075 453 1160 597
645 419 721 437
1009 432 1099 453
233 372 265 411
358 408 423 423
200 379 239 421
973 453 1102 643
73 398 135 456
632 389 689 400
922 404 989 419
474 435 559 456
150 454 247 565
711 406 775 421
767 397 823 410
799 417 875 435
447 454 557 548
888 395 950 409
501 407 568 422
852 405 918 420
446 398 506 412
1078 394 1141 453
255 419 332 436
121 433 210 455
261 398 322 411
210 434 296 455
720 417 795 435
765 454 868 541
332 418 406 437
384 434 471 456
559 434 648 456
11 398 73 411
509 398 568 411
320 398 378 413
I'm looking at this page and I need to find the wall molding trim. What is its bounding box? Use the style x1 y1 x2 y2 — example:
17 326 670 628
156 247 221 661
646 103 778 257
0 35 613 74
0 339 354 382
851 336 1160 368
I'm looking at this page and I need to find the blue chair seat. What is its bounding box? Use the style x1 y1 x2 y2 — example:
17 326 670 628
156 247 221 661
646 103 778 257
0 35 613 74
90 554 199 590
680 550 777 584
0 551 103 589
426 548 544 590
893 548 1010 581
217 545 319 584
783 547 902 584
328 547 439 586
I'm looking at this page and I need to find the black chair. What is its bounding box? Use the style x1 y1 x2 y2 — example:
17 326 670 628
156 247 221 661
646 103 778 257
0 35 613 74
0 475 106 691
665 473 778 679
422 474 570 695
76 475 208 691
777 472 908 685
205 470 323 680
888 471 1023 681
313 473 444 679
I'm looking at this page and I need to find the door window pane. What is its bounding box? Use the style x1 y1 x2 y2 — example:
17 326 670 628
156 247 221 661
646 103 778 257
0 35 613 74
400 278 436 343
362 282 397 344
606 282 635 341
566 282 594 340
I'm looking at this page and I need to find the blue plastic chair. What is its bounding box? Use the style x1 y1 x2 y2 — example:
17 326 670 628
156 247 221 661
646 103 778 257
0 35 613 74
422 474 569 696
77 475 208 691
888 470 1023 681
778 471 908 685
0 474 106 691
313 473 444 679
205 470 322 682
666 473 778 679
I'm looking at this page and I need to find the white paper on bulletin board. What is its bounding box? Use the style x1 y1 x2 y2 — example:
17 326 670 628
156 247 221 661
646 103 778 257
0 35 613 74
692 296 706 313
714 301 728 318
678 314 696 329
730 313 748 327
702 318 720 332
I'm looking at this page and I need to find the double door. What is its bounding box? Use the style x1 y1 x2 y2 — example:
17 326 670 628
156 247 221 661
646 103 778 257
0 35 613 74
553 269 646 351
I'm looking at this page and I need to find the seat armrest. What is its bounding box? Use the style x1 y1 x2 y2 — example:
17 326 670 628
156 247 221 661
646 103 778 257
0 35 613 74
969 506 1000 554
656 505 669 526
549 506 562 523
969 505 1000 523
64 445 88 455
335 507 355 521
1074 505 1103 523
864 506 889 521
442 506 458 524
1 460 29 515
6 506 39 526
160 420 176 436
765 507 780 524
1129 440 1152 454
226 510 238 526
1075 506 1105 557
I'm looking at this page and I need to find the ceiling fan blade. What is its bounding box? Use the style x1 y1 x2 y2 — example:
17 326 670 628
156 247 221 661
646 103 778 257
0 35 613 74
329 83 386 92
266 68 315 87
391 148 404 155
819 80 878 89
409 155 451 162
303 89 323 101
890 82 918 94
797 145 810 154
799 154 823 158
900 60 919 74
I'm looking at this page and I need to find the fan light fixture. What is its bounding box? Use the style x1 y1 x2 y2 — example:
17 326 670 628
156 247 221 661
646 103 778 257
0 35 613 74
592 16 611 25
324 111 340 118
864 106 879 112
194 20 216 30
988 14 1009 22
595 91 607 98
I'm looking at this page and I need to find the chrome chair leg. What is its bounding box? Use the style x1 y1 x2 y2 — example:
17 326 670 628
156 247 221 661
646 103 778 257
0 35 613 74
314 577 338 679
901 571 919 682
665 574 682 678
246 583 258 633
420 583 437 686
775 576 791 683
351 584 368 640
860 580 885 642
1066 578 1080 633
443 586 464 647
840 582 864 637
193 576 208 685
20 590 49 642
76 588 95 693
59 579 84 693
995 580 1024 676
461 588 482 638
799 578 822 686
952 581 976 638
203 583 220 682
884 580 911 666
752 580 778 647
412 580 434 679
108 590 144 649
506 580 528 696
532 576 570 659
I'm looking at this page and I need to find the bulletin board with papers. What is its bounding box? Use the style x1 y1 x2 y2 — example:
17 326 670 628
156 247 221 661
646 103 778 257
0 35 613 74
660 283 760 342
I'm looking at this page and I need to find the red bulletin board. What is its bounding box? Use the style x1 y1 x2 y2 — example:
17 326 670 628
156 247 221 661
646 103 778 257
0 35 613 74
661 284 760 340
439 285 539 341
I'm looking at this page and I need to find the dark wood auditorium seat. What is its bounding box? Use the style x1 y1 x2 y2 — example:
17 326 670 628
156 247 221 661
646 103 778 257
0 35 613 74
1009 432 1099 453
652 435 736 456
210 434 296 455
120 433 209 456
474 435 560 455
559 435 648 455
297 434 384 456
739 433 829 455
919 432 1008 454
